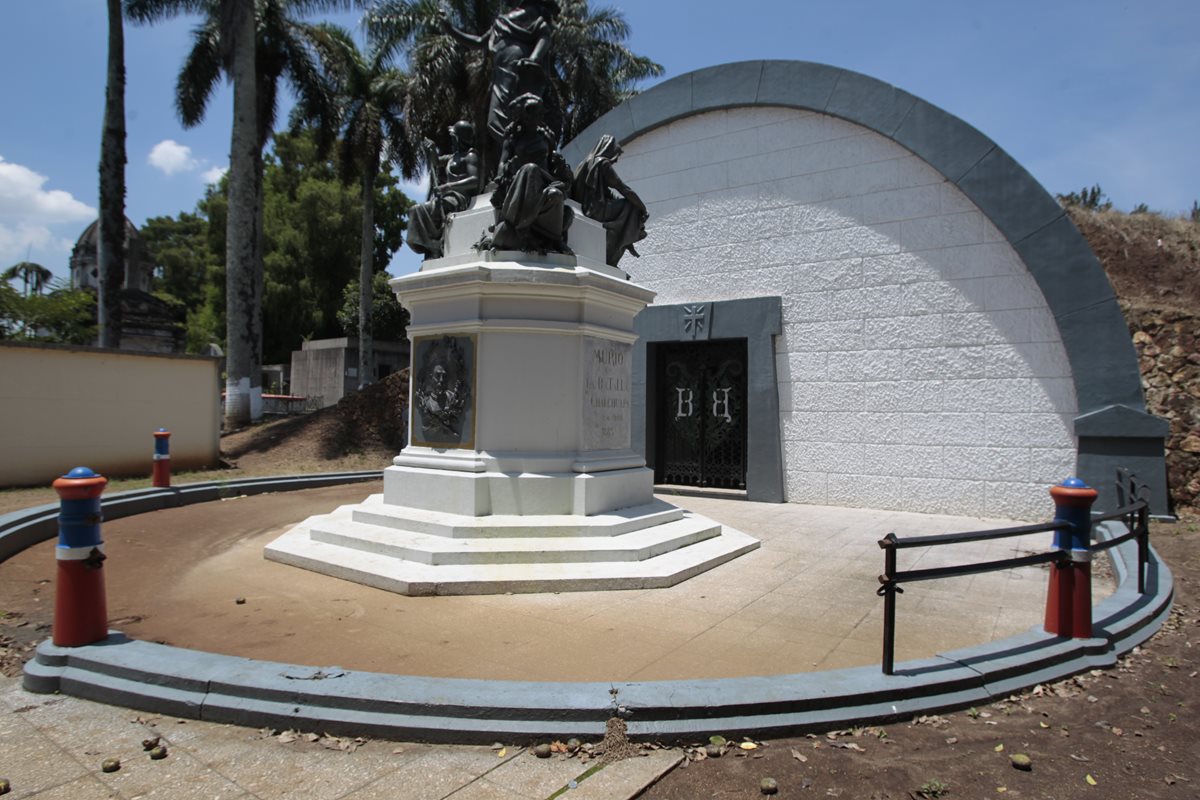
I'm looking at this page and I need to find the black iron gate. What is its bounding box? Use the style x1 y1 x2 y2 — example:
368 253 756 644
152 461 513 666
654 339 747 489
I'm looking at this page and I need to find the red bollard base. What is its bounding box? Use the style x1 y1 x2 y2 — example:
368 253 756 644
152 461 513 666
52 560 109 647
152 459 171 488
1044 561 1093 638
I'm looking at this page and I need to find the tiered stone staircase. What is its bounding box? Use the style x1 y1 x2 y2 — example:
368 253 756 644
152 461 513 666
265 494 759 595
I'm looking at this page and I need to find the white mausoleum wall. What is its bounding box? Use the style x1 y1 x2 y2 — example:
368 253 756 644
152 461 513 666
615 107 1077 520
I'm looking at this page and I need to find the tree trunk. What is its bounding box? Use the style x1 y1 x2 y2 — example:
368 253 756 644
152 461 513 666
98 0 126 349
224 0 260 427
358 166 375 390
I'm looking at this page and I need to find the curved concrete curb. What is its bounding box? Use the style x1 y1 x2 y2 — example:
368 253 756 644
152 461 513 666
0 471 383 564
21 518 1172 742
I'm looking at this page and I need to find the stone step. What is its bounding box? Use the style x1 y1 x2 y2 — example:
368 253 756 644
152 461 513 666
264 522 760 596
306 513 723 566
349 495 685 539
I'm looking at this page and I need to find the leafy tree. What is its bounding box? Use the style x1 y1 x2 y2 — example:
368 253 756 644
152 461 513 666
125 0 366 425
0 280 97 344
100 0 127 348
1056 184 1113 211
301 24 415 387
148 130 409 363
1131 203 1150 215
365 0 662 179
141 212 214 309
1190 201 1199 223
337 270 409 342
2 262 53 297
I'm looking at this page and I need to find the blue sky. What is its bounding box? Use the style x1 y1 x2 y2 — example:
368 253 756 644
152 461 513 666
1 0 1197 285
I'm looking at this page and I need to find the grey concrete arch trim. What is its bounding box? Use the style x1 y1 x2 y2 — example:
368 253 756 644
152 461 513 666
562 60 1147 418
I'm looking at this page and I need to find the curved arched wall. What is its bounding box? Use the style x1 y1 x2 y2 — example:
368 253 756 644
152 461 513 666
564 61 1167 519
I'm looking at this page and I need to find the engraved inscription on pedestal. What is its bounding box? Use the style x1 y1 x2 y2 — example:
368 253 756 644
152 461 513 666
583 337 632 450
412 334 476 449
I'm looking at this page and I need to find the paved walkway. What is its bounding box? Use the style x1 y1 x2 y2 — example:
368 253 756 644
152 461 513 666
1 484 1107 681
0 676 681 800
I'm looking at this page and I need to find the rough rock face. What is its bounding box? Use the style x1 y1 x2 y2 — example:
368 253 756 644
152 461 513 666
1068 206 1200 514
1125 305 1200 511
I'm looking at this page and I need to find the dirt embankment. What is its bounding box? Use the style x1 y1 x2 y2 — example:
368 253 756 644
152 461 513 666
220 368 409 473
1070 208 1200 513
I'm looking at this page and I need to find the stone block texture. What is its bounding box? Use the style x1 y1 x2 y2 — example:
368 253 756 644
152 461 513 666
618 108 1077 519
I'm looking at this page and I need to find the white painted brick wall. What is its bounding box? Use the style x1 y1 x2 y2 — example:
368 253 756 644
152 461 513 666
617 108 1078 520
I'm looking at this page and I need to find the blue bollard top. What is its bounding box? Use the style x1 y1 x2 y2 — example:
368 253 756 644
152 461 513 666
64 466 98 479
1058 476 1089 489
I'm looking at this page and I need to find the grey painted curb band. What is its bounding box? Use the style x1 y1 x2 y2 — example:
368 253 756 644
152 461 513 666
0 471 383 564
562 59 1169 514
21 513 1171 742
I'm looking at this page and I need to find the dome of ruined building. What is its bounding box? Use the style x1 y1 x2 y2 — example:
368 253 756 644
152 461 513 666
70 218 155 293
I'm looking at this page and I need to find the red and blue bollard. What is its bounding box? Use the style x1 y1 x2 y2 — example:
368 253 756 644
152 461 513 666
152 428 171 488
51 467 109 647
1044 477 1099 638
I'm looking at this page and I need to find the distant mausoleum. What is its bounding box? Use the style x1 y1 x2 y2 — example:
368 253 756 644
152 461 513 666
70 219 185 354
562 60 1169 520
290 337 411 409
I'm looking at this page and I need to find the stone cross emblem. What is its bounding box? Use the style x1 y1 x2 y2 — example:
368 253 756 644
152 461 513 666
682 303 712 341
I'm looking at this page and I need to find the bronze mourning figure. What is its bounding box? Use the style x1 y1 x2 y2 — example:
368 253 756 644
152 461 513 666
406 121 482 259
409 0 646 262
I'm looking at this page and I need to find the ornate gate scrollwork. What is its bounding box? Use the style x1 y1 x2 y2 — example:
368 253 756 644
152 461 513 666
655 339 747 489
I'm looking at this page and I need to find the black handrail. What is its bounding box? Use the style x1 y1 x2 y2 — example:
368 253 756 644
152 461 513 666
877 470 1152 675
881 520 1068 549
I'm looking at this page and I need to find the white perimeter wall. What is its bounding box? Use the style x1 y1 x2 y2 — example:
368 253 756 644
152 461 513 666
616 107 1078 520
0 344 221 487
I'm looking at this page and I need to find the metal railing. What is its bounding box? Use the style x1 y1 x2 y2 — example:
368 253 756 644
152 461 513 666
876 471 1152 675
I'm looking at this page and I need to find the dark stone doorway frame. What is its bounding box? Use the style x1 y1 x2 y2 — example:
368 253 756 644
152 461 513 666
633 296 784 503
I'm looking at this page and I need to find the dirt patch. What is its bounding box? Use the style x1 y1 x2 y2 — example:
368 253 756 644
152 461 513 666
641 516 1200 800
222 368 409 471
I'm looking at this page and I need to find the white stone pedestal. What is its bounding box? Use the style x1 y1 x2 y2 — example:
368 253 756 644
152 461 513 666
265 203 758 595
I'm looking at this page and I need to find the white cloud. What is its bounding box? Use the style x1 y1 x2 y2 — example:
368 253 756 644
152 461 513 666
201 165 228 184
0 155 96 223
0 222 74 268
148 139 198 176
398 171 430 202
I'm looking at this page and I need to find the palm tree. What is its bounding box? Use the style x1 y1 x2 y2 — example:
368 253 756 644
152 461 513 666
366 0 661 180
125 0 364 425
550 0 662 144
99 0 127 349
301 24 415 389
2 262 53 297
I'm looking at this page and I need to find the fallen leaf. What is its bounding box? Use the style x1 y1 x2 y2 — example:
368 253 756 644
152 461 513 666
497 748 507 758
277 731 297 744
994 744 1005 752
945 737 958 745
1039 722 1050 729
791 748 808 762
739 742 758 750
1086 774 1098 786
830 742 865 752
392 747 405 755
1070 754 1091 762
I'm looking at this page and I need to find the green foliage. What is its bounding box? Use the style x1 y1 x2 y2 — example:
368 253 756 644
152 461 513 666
917 778 949 798
1191 201 1199 223
1132 202 1150 214
1056 184 1113 211
259 129 409 363
337 270 410 341
142 129 410 363
0 280 97 344
2 261 53 297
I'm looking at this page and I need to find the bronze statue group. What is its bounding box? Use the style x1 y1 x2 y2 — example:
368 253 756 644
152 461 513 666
405 0 647 268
